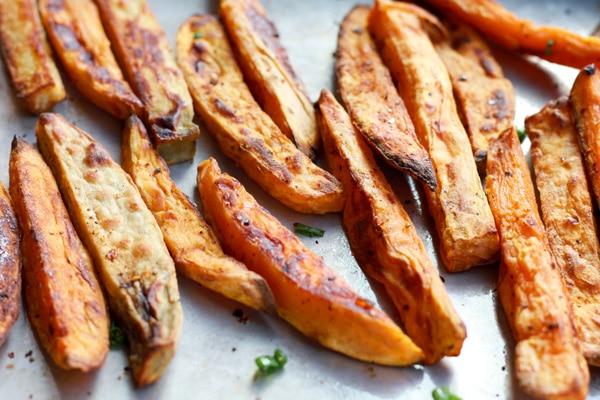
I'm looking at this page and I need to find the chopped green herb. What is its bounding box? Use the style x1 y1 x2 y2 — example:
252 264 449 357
194 32 204 39
545 39 555 56
516 127 527 143
109 320 125 350
255 348 287 377
432 385 462 400
293 223 324 238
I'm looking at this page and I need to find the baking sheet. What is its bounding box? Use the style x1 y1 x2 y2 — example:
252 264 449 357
0 0 598 399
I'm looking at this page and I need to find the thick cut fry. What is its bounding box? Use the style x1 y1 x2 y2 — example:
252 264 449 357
336 6 436 191
434 17 515 168
94 0 199 164
36 112 183 387
121 114 276 314
368 0 499 272
0 0 66 113
317 89 465 364
422 0 600 69
175 14 344 214
197 157 424 366
486 128 589 400
9 137 109 371
220 0 319 159
0 180 20 348
526 97 600 366
38 0 143 119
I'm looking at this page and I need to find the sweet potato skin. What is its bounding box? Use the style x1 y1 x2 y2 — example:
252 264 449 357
9 136 109 371
38 0 143 119
486 128 589 400
336 5 436 191
197 157 424 366
0 179 20 348
121 114 276 314
220 0 319 159
175 14 344 214
317 89 465 364
368 0 499 272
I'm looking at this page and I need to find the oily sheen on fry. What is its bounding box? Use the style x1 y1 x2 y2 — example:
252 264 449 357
197 157 424 366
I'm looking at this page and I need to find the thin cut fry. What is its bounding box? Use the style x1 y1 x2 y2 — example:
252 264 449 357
9 137 109 371
368 0 499 272
220 0 319 159
121 114 276 314
0 0 66 113
486 128 589 400
175 14 344 214
197 157 424 366
336 5 436 190
317 89 465 365
422 0 600 69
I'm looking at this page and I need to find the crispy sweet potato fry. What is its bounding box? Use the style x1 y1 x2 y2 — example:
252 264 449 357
317 89 465 364
0 0 66 113
486 128 589 400
38 0 143 120
121 114 276 314
175 14 344 214
94 0 199 164
368 0 499 272
336 5 436 190
197 157 424 366
527 96 600 366
0 180 20 348
434 16 515 168
9 137 109 371
36 112 183 387
220 0 319 159
422 0 600 69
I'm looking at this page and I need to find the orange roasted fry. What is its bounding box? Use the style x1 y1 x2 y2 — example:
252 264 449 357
422 0 600 69
336 5 436 190
317 89 465 365
197 157 424 366
486 128 589 400
527 96 600 366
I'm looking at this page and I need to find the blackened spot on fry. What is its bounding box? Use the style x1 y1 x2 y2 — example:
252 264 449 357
584 64 596 75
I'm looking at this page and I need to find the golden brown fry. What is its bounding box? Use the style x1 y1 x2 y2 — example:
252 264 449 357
317 89 465 364
197 157 424 366
94 0 199 164
368 0 499 272
220 0 319 159
527 96 600 366
0 179 20 348
36 112 182 387
336 5 436 190
121 114 276 314
422 0 600 69
9 136 109 371
434 16 515 168
486 128 589 400
175 14 344 214
38 0 143 119
0 0 66 113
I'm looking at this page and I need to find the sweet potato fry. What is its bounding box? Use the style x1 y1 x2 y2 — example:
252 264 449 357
368 0 499 272
197 157 424 366
434 16 515 168
94 0 199 164
422 0 600 69
317 89 465 364
38 0 143 119
36 112 183 387
486 128 589 400
527 96 600 366
121 114 276 314
175 14 344 214
0 180 20 348
9 136 109 371
0 0 66 113
220 0 319 159
336 5 436 190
